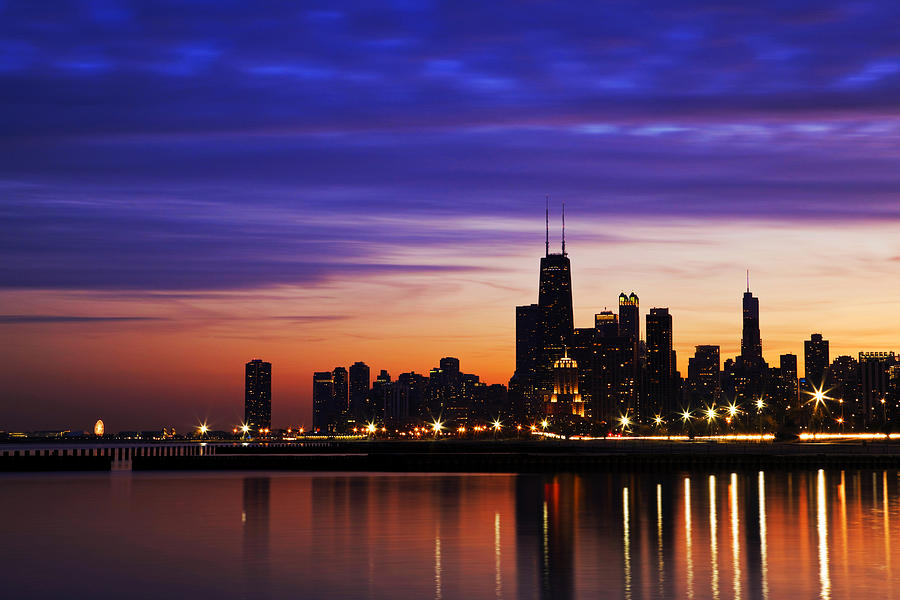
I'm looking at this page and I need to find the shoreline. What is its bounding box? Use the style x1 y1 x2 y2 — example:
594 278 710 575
4 439 900 472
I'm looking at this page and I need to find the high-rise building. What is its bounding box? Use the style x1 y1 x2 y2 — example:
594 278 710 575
779 353 799 407
618 292 639 342
740 288 763 366
724 285 767 404
548 351 583 417
371 369 392 422
312 371 335 433
332 366 348 416
687 345 720 408
570 327 595 416
859 352 896 427
515 304 541 377
244 359 272 433
392 372 428 425
513 203 576 419
591 335 636 426
594 311 618 339
538 257 573 353
348 361 371 421
646 308 675 417
804 333 829 391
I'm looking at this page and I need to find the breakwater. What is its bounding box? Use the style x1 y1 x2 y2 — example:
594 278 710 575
5 439 900 472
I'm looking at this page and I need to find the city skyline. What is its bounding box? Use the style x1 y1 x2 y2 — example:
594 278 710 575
3 1 900 430
3 211 899 431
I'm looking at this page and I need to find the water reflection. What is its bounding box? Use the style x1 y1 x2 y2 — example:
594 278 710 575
730 473 741 600
623 486 631 600
758 471 769 600
4 470 900 599
242 477 270 598
817 469 831 600
685 477 694 600
709 475 719 600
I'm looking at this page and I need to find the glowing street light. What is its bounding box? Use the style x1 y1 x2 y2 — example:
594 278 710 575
432 419 444 435
366 422 378 434
680 409 693 423
197 422 209 438
704 407 718 423
726 402 740 418
653 415 664 426
541 419 549 430
618 415 632 432
492 419 502 431
755 398 765 412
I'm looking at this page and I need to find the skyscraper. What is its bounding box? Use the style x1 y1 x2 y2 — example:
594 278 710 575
538 198 574 353
332 366 348 416
646 308 675 417
591 334 636 426
312 371 335 433
618 292 639 342
513 201 576 419
538 255 573 352
740 287 763 366
515 304 541 376
548 351 583 417
687 345 720 407
594 311 618 339
859 352 896 426
804 333 829 390
348 361 371 421
244 359 272 433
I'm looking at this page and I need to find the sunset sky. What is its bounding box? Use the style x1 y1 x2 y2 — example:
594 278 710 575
2 1 900 431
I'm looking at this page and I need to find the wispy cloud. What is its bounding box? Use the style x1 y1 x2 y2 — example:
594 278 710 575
0 315 164 323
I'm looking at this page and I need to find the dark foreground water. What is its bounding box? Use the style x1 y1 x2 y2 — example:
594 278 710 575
1 469 898 599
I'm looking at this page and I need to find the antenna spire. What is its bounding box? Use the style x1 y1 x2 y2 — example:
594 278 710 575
545 196 550 257
561 199 566 255
746 269 750 293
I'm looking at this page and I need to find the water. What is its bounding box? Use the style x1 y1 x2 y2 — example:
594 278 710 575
1 469 898 599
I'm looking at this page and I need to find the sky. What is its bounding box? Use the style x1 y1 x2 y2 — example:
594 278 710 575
2 0 900 432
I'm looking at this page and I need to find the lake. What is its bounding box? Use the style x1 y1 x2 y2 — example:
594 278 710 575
1 469 897 599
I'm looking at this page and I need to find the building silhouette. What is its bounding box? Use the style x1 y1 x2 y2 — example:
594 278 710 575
348 361 371 423
687 345 720 408
741 287 763 366
512 201 575 420
618 292 639 343
646 308 675 417
548 350 583 417
244 359 272 433
591 333 636 426
804 333 829 392
859 352 896 427
332 367 348 417
312 371 336 433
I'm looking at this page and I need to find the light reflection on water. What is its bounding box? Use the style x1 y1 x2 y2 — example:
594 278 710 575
1 469 899 599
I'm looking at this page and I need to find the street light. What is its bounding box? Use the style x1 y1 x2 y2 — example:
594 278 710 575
197 422 209 438
432 419 443 436
618 414 631 434
755 398 765 436
804 385 831 432
704 407 718 433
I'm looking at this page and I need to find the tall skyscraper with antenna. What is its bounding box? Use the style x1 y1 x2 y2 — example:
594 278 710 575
513 198 575 418
538 199 574 351
741 273 763 366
